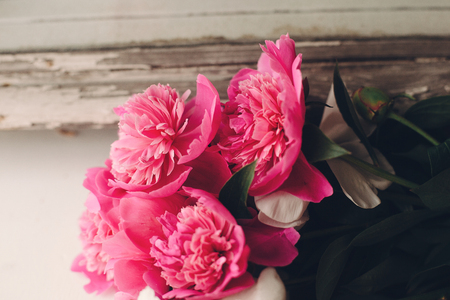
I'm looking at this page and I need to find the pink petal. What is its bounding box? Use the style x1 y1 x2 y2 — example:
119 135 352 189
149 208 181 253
277 152 333 203
249 78 303 196
227 69 259 100
183 150 232 195
71 254 114 294
239 216 299 267
102 231 147 261
183 187 237 225
85 193 101 213
222 268 286 300
120 195 186 253
175 75 221 164
110 164 192 198
143 267 170 298
113 260 150 299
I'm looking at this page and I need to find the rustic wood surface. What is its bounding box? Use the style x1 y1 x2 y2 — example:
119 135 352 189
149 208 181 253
0 38 449 130
2 0 450 52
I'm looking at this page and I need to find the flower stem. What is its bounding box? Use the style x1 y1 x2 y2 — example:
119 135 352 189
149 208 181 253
340 154 420 189
392 93 416 101
386 110 440 146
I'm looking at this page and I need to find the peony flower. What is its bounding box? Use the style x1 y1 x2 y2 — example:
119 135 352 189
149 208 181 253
217 34 332 226
102 186 300 300
72 163 124 294
319 86 395 208
71 196 118 294
149 188 254 299
110 74 221 198
102 193 188 300
222 267 286 300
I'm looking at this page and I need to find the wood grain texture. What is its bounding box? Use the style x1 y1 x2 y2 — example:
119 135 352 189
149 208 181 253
1 0 450 52
0 38 449 130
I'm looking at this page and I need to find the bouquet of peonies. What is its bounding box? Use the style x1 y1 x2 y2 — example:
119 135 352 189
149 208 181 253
72 34 450 300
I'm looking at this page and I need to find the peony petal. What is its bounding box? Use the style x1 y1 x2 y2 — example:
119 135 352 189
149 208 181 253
340 141 395 191
136 287 160 300
222 268 286 300
110 164 192 198
85 193 101 213
182 187 237 225
249 76 303 196
291 55 303 101
327 143 395 209
102 231 147 262
170 272 254 300
142 267 170 299
183 150 232 195
120 195 186 253
277 152 333 203
240 217 300 266
327 158 381 208
113 260 150 300
227 68 260 100
71 254 114 294
175 74 221 164
115 292 137 300
254 190 309 226
257 209 309 229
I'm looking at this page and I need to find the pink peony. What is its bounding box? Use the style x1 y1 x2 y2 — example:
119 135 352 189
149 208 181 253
110 74 221 198
71 193 117 294
149 188 253 300
101 193 188 299
218 34 331 199
99 189 300 300
217 34 332 226
72 162 124 294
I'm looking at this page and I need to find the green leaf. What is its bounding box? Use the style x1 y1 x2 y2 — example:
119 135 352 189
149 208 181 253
410 226 450 245
404 95 450 129
424 241 450 270
302 122 350 163
345 255 416 295
333 63 379 166
427 138 450 177
316 234 354 300
397 286 450 300
351 208 450 247
413 168 450 209
396 144 431 175
408 241 450 296
218 161 256 219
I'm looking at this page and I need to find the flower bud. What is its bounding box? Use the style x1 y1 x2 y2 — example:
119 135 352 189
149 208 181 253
352 87 392 123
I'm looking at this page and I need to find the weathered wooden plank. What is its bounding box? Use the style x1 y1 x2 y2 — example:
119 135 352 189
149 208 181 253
1 0 450 52
0 38 449 130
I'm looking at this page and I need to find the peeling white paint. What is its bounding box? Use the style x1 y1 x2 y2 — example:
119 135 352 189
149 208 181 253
1 0 450 52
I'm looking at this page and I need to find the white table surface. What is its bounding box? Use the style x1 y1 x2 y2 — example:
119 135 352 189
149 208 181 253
0 128 123 300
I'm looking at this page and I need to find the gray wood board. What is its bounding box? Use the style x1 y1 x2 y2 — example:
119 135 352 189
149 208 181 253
0 38 449 130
